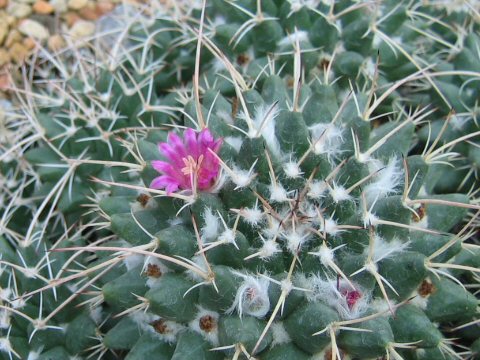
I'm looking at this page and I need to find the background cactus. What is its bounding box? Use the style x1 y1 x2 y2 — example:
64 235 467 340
0 1 479 359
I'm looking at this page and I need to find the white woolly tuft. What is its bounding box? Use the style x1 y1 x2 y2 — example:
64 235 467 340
372 32 383 48
283 229 311 254
240 103 282 158
306 276 370 319
240 207 264 226
278 30 309 46
302 203 318 220
189 307 220 346
23 267 39 279
0 338 13 355
131 195 157 213
231 165 256 188
288 0 320 13
329 183 351 203
366 236 410 263
168 217 183 226
146 277 162 289
212 57 226 73
212 16 227 26
410 294 429 310
309 123 344 163
216 110 234 125
219 229 236 245
363 58 377 78
269 184 290 203
317 243 335 266
308 180 328 199
27 349 42 360
369 298 396 314
364 158 403 204
258 238 281 259
412 214 428 229
89 306 103 325
271 322 291 346
227 272 270 318
123 254 145 271
322 0 336 7
144 257 171 289
201 208 220 240
416 349 427 357
283 160 303 179
131 312 184 343
224 136 243 153
0 288 11 302
451 114 469 130
129 311 154 327
319 217 344 236
185 255 209 282
9 297 26 309
118 239 143 270
0 311 9 329
363 210 380 228
262 217 282 239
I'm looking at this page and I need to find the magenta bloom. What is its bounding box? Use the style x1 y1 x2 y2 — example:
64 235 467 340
150 128 223 194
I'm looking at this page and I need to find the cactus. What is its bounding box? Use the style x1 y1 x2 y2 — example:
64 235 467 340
0 1 479 359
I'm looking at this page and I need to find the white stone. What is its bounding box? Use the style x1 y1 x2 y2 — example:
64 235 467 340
68 0 88 10
7 3 32 18
50 0 67 12
0 22 7 46
18 19 50 41
69 20 95 39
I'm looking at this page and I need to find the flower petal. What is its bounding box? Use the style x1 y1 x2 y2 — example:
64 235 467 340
150 175 180 193
184 128 199 157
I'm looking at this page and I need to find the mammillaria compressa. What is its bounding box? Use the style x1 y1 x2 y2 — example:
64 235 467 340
0 1 479 360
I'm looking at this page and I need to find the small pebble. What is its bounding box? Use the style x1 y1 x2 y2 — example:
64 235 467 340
5 30 22 48
33 0 55 14
48 34 64 51
50 0 67 12
18 19 50 41
0 0 142 74
7 3 32 18
6 15 16 26
0 21 7 46
68 0 88 10
0 49 10 66
0 72 10 91
9 42 29 63
23 36 36 50
64 11 81 26
69 19 95 39
78 3 97 20
97 1 114 14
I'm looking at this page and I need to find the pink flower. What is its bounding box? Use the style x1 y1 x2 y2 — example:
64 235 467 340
150 128 223 194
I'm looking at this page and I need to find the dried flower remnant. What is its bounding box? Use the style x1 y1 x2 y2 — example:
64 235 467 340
340 287 363 310
199 315 216 333
150 128 222 194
